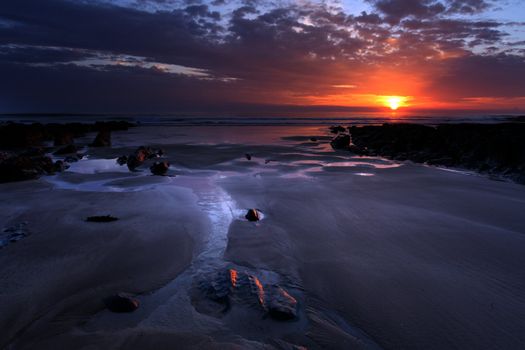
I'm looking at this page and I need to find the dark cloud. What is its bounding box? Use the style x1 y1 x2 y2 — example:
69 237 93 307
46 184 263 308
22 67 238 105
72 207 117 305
0 0 523 113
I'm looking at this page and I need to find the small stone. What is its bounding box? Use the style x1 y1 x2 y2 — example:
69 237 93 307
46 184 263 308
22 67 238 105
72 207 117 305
105 293 139 313
245 209 261 222
86 215 119 222
150 161 170 176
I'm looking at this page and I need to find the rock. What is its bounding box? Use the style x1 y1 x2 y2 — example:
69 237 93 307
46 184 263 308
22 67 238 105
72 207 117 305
53 144 78 155
86 215 119 222
116 155 128 166
330 134 350 150
0 123 46 147
0 154 58 183
150 161 170 175
105 293 139 313
126 148 149 171
348 123 525 184
245 209 261 222
91 129 111 147
126 146 162 170
329 125 346 134
53 131 74 146
54 160 69 172
310 137 318 142
245 153 252 160
265 285 298 321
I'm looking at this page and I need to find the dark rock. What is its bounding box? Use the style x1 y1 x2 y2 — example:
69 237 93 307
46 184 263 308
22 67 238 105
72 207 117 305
86 215 119 222
245 209 261 222
53 131 74 146
54 160 69 172
0 123 46 148
329 125 346 134
245 153 252 160
0 154 58 183
349 123 525 184
310 137 318 142
150 161 170 175
53 144 78 155
265 285 298 321
126 146 163 170
91 129 111 147
105 293 139 313
330 134 350 150
116 155 128 166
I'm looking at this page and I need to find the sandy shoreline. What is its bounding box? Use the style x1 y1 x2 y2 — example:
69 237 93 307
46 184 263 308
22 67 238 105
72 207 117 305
1 125 525 349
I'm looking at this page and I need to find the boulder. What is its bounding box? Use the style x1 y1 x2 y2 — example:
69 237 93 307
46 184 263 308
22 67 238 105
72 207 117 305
53 144 78 155
245 209 261 222
91 129 111 147
150 161 170 176
245 153 252 160
105 293 139 313
53 131 74 146
330 134 350 150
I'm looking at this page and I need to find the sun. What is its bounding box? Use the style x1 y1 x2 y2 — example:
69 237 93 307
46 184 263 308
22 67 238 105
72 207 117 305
387 96 402 110
378 96 408 110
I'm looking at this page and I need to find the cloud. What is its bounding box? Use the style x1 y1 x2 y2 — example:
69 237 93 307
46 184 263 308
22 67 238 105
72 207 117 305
0 0 523 113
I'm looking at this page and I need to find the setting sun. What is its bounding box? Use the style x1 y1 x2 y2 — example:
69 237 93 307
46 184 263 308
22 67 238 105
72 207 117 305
378 96 409 110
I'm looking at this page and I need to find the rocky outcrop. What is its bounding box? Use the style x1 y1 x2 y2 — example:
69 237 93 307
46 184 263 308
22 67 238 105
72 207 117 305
194 268 298 320
330 134 350 150
53 144 78 155
0 121 134 149
329 125 346 134
91 129 111 147
0 153 65 183
349 123 525 184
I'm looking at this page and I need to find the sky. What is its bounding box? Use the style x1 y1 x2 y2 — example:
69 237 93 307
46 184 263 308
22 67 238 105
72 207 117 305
1 0 525 115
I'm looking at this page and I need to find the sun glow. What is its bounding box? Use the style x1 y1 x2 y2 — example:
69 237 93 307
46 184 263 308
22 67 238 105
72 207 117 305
378 96 409 110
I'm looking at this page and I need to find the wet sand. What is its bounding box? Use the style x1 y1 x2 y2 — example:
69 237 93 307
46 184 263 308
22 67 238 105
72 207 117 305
1 125 525 349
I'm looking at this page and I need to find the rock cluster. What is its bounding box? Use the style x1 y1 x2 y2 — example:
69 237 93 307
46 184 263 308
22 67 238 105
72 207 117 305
196 268 297 321
0 121 134 149
124 146 164 171
0 151 66 183
349 123 525 184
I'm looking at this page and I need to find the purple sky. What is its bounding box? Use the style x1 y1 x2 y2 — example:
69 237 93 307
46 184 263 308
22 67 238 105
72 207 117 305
1 0 524 115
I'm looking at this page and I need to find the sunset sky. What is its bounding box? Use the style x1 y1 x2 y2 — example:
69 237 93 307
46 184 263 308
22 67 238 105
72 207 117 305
1 0 524 114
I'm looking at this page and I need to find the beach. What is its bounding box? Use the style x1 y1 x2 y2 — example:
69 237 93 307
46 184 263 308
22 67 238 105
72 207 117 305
1 124 525 349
